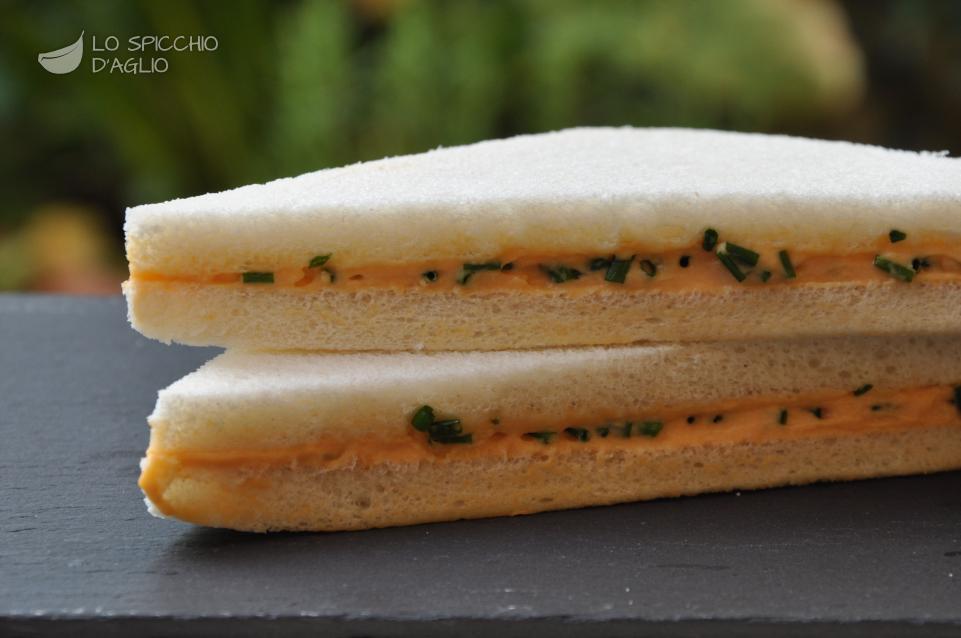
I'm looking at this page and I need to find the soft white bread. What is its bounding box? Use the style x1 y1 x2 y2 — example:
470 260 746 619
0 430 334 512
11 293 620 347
125 278 961 350
142 335 961 531
125 127 961 274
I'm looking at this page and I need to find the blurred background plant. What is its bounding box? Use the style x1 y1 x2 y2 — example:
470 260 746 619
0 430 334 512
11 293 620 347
0 0 959 293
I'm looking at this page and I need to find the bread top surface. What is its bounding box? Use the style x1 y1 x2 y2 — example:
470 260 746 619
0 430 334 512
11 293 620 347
149 335 961 453
125 127 961 275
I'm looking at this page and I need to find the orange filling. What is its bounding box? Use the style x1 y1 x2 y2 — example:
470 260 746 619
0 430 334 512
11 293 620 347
130 245 961 292
140 384 961 517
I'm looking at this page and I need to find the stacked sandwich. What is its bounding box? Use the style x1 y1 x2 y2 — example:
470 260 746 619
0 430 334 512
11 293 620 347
125 127 961 532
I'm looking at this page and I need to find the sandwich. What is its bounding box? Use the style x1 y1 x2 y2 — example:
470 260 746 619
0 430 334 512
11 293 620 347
139 335 961 532
123 127 961 352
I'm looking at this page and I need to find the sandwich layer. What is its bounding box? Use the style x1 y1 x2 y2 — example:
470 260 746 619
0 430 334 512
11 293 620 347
140 337 961 531
124 127 961 349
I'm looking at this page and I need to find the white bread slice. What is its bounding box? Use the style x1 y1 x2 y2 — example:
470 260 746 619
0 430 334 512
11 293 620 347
141 335 961 531
125 278 961 350
126 127 961 275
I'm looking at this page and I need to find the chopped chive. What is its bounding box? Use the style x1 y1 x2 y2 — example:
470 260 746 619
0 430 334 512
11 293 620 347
500 262 514 272
639 421 663 437
952 387 961 416
564 427 591 442
323 267 337 283
870 403 895 412
604 255 635 283
686 415 696 424
777 409 788 425
889 229 907 243
242 271 274 284
702 228 719 251
432 433 473 444
853 384 873 397
912 257 930 272
422 270 439 283
778 250 796 279
712 414 724 423
457 262 501 285
716 252 747 282
526 431 555 444
596 425 611 437
621 422 634 438
308 254 332 268
873 255 915 282
679 255 691 268
759 270 772 283
430 418 462 434
638 259 657 277
540 264 582 283
808 407 824 419
589 257 613 271
718 242 759 267
411 405 434 432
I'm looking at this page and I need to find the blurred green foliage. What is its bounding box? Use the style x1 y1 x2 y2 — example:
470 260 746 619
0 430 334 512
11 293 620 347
0 0 959 291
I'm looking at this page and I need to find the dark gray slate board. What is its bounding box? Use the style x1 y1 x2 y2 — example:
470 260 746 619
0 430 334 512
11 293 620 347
1 294 960 637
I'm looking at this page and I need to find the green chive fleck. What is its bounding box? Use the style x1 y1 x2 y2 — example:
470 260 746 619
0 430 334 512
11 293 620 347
873 255 915 282
718 242 759 267
912 257 931 272
639 421 663 437
702 228 719 251
716 252 747 282
564 427 591 442
411 405 434 432
759 270 772 283
679 255 691 268
620 422 634 438
309 254 332 268
778 250 796 279
242 271 274 284
952 387 961 416
540 264 582 283
853 384 873 397
323 267 337 283
889 229 907 243
686 416 696 424
778 409 788 425
596 425 611 437
422 270 439 283
457 262 501 285
808 407 824 419
526 431 555 444
604 255 635 283
639 259 657 277
712 414 724 423
589 257 613 271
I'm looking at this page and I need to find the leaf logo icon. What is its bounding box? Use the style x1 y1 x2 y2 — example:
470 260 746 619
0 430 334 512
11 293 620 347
38 31 84 74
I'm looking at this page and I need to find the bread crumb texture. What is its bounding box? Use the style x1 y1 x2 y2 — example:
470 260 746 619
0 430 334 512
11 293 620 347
125 278 961 350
